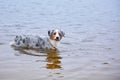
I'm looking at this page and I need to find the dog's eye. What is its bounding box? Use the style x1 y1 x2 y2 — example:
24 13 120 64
54 32 56 35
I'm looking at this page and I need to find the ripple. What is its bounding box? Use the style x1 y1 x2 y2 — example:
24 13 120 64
81 36 96 42
61 42 71 45
0 43 4 45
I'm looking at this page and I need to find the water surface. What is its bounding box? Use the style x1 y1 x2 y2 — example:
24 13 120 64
0 0 120 80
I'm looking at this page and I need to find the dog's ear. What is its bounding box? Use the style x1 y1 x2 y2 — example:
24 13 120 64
60 31 65 37
48 30 54 36
48 30 51 36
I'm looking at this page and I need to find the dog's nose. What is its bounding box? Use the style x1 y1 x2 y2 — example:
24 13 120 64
56 37 59 40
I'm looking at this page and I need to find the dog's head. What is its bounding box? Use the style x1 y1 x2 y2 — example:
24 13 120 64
48 29 65 42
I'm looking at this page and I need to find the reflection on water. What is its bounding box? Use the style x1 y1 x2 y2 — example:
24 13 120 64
13 47 47 56
13 47 62 69
46 50 62 69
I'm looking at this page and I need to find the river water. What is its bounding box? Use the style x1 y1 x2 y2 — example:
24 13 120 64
0 0 120 80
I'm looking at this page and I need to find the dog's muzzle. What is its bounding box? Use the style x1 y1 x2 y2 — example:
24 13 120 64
55 37 60 41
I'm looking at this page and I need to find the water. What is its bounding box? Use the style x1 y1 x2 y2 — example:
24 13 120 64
0 0 120 80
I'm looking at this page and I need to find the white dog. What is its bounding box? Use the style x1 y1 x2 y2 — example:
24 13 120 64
10 29 65 50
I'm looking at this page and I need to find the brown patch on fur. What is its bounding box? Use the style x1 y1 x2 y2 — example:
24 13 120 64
50 32 56 40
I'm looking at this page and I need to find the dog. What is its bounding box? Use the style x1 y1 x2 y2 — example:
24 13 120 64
10 29 65 50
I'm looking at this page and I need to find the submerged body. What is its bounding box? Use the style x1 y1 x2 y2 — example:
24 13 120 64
10 29 65 50
11 35 54 49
